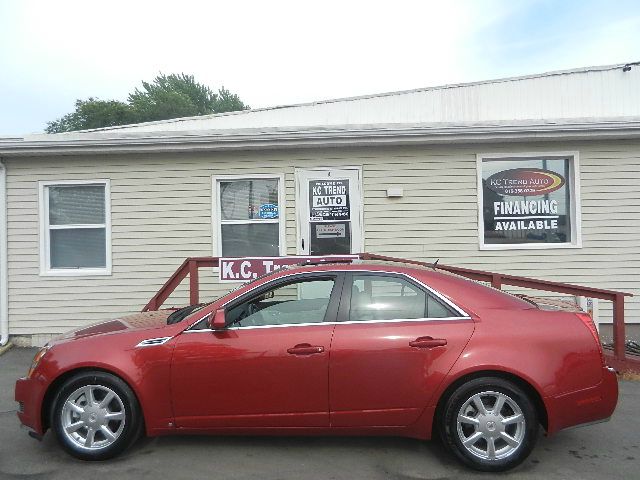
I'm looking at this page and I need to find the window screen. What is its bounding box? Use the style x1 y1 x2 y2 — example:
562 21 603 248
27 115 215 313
45 183 108 270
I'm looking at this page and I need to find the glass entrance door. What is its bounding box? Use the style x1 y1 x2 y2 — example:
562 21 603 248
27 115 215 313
296 168 363 255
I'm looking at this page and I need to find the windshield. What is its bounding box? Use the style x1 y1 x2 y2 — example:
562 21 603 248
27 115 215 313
166 304 205 324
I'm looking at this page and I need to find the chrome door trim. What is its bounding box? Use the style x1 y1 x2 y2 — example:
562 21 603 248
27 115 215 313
184 316 472 333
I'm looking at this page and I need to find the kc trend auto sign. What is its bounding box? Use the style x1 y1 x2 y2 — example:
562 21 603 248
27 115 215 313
219 255 358 282
486 168 565 196
309 179 350 221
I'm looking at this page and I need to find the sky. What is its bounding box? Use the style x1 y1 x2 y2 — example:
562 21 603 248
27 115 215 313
0 0 639 135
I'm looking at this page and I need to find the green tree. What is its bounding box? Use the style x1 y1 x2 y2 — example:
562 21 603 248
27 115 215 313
45 98 136 133
46 73 248 133
214 87 247 115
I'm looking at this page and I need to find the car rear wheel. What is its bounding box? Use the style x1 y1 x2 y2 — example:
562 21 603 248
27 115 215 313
51 371 143 460
441 377 539 472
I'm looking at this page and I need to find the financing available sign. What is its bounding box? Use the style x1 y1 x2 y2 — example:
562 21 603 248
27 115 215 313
492 199 560 232
482 163 571 244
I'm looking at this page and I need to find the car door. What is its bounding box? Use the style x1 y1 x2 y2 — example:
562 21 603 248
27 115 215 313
329 272 474 427
171 272 343 429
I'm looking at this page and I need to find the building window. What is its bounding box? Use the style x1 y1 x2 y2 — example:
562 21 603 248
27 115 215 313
39 180 112 276
213 174 285 257
477 152 581 250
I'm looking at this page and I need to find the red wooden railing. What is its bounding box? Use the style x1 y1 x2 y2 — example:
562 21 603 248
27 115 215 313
142 253 637 373
142 257 218 312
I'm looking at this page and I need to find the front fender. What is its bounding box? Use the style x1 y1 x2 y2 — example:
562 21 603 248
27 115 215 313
28 330 179 436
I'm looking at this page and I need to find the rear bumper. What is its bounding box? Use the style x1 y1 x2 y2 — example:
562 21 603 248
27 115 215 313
15 376 46 435
546 366 618 435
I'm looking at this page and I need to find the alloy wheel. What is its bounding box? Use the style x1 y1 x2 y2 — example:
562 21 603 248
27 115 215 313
60 384 126 450
455 390 526 461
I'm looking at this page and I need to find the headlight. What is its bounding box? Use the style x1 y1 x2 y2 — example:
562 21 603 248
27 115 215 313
27 345 50 378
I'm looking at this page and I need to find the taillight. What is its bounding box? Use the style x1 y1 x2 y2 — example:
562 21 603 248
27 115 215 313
576 312 604 365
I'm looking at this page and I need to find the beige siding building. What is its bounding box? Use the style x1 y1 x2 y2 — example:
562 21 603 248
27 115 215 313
1 63 639 346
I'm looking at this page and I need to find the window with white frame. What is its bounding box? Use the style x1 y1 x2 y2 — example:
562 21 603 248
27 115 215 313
478 152 581 250
40 180 111 275
213 175 285 257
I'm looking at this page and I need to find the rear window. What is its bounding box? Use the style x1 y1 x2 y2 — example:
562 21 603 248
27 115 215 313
349 274 457 321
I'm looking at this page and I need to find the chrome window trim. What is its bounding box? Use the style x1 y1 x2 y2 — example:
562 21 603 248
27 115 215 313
329 316 471 326
185 268 470 332
183 316 472 333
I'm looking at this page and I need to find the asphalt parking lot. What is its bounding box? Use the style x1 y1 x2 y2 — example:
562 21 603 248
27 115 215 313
1 347 638 480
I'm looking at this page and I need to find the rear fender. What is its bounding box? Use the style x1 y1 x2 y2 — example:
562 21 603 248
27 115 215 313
447 309 604 397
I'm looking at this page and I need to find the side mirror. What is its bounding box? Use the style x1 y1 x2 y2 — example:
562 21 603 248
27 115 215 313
210 308 227 330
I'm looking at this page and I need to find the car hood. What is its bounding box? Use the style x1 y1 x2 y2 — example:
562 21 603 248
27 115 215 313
57 310 173 341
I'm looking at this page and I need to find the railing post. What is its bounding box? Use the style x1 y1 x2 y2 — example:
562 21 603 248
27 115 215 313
613 293 626 361
143 298 157 312
491 274 502 290
189 260 199 306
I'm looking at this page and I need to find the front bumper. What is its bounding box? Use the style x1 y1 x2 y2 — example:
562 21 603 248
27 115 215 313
546 366 619 435
15 376 46 435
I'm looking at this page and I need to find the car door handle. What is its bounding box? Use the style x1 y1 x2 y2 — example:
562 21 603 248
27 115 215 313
287 343 324 355
409 337 447 348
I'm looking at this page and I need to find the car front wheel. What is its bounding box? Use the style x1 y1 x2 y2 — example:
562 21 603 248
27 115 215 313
51 371 143 460
441 377 539 472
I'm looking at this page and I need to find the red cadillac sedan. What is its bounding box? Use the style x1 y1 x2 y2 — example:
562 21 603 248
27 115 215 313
15 262 618 471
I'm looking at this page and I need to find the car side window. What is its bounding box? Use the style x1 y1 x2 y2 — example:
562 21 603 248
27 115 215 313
226 278 336 328
349 274 456 321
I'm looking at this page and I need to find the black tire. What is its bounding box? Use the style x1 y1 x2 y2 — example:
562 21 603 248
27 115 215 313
440 377 539 472
50 371 143 460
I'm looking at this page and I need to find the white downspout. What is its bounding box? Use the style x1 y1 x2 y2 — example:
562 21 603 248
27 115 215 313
0 161 8 346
